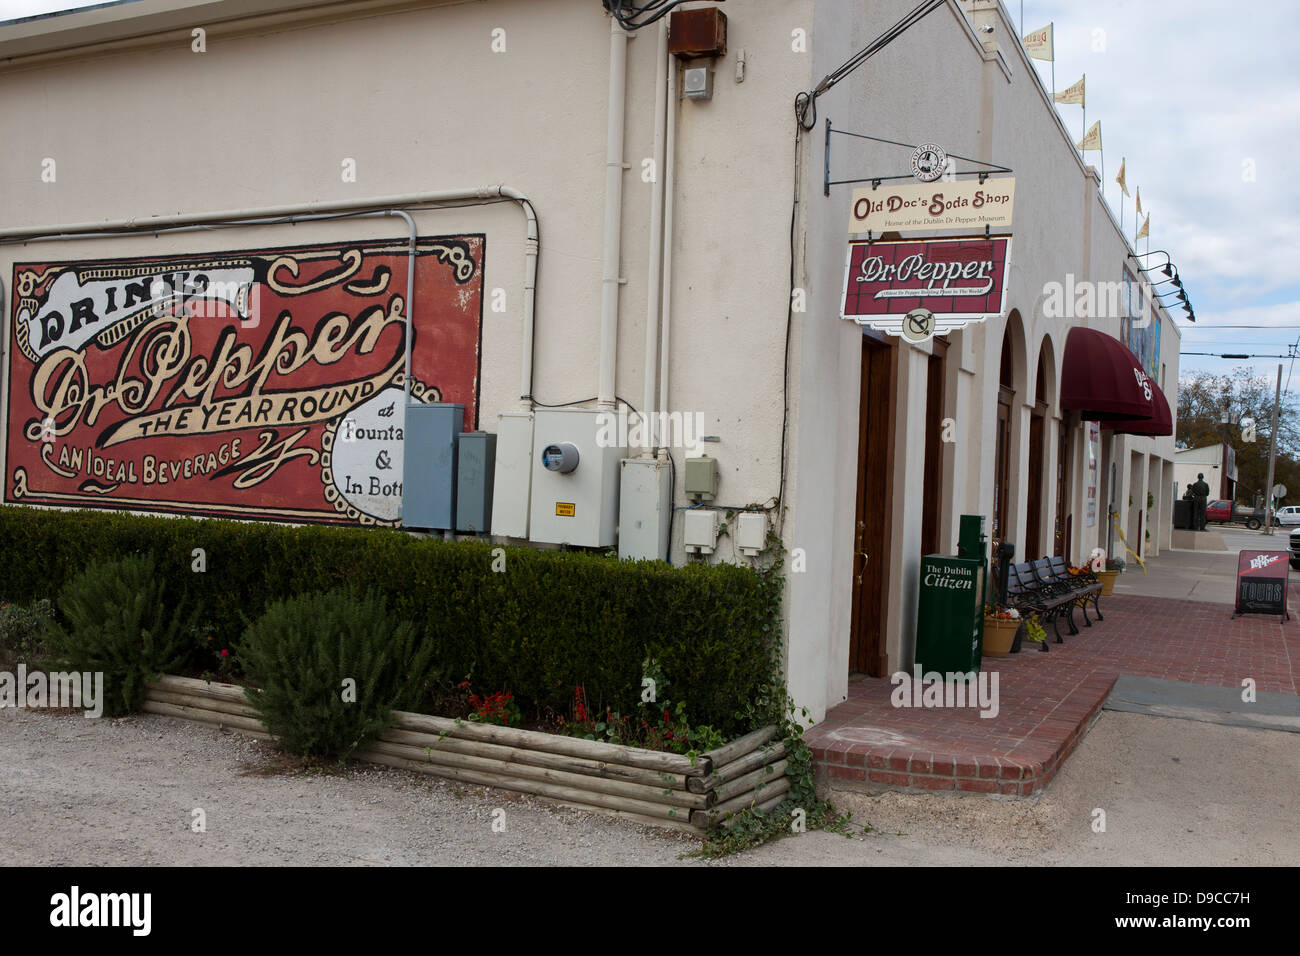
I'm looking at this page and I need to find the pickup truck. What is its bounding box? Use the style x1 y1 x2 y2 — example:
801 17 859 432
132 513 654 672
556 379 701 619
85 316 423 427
1204 499 1271 530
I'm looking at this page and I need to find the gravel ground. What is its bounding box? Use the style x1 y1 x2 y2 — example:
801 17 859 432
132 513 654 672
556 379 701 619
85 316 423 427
2 706 1295 866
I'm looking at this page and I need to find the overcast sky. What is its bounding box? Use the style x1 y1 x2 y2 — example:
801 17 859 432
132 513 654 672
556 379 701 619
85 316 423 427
0 0 131 21
1024 0 1300 393
5 0 1299 394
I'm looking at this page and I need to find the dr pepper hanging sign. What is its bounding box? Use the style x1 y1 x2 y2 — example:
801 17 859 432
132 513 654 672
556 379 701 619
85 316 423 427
4 235 484 525
840 235 1012 337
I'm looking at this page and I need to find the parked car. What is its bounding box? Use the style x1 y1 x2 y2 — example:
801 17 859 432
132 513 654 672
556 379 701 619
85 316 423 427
1272 505 1300 526
1204 499 1268 530
1290 527 1300 570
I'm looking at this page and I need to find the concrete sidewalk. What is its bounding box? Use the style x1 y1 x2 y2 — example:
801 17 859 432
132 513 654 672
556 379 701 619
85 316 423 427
808 582 1300 797
1116 527 1295 605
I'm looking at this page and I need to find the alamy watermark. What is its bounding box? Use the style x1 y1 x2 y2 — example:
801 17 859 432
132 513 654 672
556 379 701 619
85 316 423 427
890 666 1000 719
596 408 706 455
1042 274 1152 327
0 665 104 718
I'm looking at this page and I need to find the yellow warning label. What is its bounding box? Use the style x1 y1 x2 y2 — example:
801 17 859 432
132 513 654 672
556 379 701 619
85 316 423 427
556 502 575 517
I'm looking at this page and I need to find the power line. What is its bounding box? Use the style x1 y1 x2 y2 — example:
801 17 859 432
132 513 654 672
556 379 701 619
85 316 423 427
1180 351 1297 358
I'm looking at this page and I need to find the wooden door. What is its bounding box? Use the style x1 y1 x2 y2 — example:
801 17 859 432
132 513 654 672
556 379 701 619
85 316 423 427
920 341 947 557
993 387 1013 547
1025 406 1044 559
849 338 895 677
1054 420 1069 555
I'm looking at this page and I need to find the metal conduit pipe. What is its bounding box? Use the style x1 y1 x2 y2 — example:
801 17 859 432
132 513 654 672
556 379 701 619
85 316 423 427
0 186 541 405
657 51 678 447
641 18 670 453
598 17 630 410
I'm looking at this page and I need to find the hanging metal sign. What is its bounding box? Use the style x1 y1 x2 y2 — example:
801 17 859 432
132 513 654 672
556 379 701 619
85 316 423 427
840 235 1012 337
849 178 1015 234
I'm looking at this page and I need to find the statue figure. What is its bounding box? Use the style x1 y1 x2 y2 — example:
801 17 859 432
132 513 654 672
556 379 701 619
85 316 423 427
1191 473 1211 531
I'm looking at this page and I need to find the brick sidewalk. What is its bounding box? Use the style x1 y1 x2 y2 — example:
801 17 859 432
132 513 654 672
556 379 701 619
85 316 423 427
807 592 1300 796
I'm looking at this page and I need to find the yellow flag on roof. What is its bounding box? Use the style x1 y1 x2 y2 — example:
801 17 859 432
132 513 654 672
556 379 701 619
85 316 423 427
1023 23 1053 61
1055 75 1085 106
1077 121 1102 151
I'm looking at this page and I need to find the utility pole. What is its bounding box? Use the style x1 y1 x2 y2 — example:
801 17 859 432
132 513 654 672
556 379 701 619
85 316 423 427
1263 364 1282 535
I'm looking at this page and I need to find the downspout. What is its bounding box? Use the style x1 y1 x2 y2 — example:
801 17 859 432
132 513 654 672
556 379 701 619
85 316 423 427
598 17 629 410
657 50 678 447
642 19 669 452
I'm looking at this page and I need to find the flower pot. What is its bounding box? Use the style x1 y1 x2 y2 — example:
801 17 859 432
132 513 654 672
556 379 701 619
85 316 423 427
982 617 1020 657
1096 569 1119 595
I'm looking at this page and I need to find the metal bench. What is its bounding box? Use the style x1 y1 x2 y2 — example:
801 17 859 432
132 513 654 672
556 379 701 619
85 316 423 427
1008 562 1077 642
1042 556 1104 625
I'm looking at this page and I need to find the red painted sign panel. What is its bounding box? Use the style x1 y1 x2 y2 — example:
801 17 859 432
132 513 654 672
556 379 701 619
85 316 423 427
840 236 1011 321
5 236 484 525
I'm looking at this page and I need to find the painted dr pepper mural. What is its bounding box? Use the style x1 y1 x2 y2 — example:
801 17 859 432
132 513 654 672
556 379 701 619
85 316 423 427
4 235 484 525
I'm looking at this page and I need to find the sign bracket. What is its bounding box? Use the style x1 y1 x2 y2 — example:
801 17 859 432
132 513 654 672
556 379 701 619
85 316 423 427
824 119 1012 197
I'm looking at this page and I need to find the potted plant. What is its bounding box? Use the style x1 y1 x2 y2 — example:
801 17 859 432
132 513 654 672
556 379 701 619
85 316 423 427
1023 615 1049 653
982 604 1021 657
1096 556 1124 595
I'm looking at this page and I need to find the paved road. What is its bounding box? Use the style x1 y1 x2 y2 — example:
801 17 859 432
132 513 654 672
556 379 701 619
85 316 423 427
2 706 1294 866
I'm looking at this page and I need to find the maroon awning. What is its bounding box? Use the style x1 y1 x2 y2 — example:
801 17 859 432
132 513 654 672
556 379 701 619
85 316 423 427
1060 326 1154 421
1103 380 1173 436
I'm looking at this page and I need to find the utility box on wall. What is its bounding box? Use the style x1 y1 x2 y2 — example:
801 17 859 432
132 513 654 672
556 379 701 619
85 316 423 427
619 457 671 561
490 410 534 539
401 403 464 530
529 408 624 547
456 432 496 533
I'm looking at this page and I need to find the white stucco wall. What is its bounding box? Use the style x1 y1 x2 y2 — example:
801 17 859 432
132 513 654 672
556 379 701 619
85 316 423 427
0 0 1183 725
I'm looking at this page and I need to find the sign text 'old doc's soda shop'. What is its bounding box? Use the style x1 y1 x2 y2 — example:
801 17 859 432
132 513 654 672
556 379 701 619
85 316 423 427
5 236 484 525
849 178 1015 234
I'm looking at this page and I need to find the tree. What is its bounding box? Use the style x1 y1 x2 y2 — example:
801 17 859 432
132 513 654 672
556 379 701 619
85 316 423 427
1177 367 1300 505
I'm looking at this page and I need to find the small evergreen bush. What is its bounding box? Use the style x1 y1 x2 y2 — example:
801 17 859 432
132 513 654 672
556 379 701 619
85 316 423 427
0 598 54 668
238 589 434 759
43 553 195 716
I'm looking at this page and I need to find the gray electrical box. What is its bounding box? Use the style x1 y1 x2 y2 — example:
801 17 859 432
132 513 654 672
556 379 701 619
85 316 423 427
684 456 719 501
456 432 497 533
401 403 463 530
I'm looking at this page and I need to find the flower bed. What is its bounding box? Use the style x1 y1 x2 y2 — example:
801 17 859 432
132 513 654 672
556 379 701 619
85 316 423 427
142 675 788 833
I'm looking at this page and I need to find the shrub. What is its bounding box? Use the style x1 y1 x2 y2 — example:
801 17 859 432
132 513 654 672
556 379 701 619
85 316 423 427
42 553 195 716
0 505 782 736
238 588 434 759
0 598 54 668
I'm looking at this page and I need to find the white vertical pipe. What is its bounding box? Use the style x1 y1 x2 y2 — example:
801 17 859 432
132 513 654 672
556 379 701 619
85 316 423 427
642 20 669 451
598 18 629 409
499 187 539 408
657 54 677 434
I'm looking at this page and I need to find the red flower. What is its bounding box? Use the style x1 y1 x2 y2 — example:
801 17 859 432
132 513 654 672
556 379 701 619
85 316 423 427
220 649 229 658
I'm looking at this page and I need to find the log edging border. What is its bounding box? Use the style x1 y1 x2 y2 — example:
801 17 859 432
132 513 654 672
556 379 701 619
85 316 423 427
143 675 788 833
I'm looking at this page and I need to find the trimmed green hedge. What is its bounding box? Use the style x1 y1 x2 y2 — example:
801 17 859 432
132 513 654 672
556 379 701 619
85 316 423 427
0 506 782 736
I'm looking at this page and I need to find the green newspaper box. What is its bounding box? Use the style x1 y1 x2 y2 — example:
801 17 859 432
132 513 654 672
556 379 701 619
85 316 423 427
914 515 988 677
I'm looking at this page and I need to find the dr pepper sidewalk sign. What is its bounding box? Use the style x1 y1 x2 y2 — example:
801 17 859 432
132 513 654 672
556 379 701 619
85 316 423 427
1233 551 1290 622
4 235 484 526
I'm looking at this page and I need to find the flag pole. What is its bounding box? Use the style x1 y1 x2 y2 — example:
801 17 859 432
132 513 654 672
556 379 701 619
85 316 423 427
1080 74 1086 159
1050 25 1055 100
